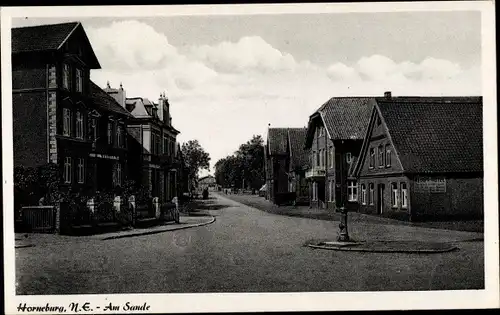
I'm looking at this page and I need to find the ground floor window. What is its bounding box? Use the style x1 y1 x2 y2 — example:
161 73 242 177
312 182 318 201
77 158 85 183
347 180 358 202
113 163 122 187
361 184 366 205
64 157 72 183
391 183 399 208
401 182 408 208
369 183 374 205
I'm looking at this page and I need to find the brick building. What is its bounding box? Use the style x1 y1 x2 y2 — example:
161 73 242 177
264 127 309 205
350 94 483 221
287 128 309 205
104 84 181 202
304 97 374 210
12 22 132 192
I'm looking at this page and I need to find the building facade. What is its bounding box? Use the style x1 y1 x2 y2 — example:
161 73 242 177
351 94 483 221
304 97 375 211
12 22 132 192
104 84 181 203
264 128 290 204
287 128 309 205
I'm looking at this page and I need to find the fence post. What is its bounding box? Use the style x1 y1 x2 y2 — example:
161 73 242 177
128 195 136 226
114 196 121 213
87 198 95 214
153 197 160 219
54 203 61 234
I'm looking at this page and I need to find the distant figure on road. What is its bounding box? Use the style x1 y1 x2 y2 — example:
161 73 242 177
202 188 209 200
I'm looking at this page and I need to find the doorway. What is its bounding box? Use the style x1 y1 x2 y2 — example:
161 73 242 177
377 184 385 214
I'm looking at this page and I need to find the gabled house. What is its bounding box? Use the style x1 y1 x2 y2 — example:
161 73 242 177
104 83 181 203
265 127 310 205
264 128 289 203
12 22 132 192
304 97 375 210
350 94 483 221
287 128 309 205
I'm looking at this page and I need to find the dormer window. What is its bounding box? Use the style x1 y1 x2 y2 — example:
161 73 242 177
385 144 392 167
76 69 83 93
63 64 70 90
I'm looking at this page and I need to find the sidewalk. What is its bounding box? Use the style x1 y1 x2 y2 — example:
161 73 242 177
15 214 215 247
218 192 484 233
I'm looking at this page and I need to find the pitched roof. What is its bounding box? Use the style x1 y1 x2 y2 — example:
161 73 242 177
267 128 289 155
377 96 483 173
288 128 309 169
12 22 101 69
126 98 151 118
89 81 133 118
319 97 375 140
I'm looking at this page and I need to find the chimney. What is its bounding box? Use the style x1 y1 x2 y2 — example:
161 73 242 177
384 91 392 99
157 93 164 122
104 81 126 109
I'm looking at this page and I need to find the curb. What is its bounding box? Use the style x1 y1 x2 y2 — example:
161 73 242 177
306 243 458 254
101 216 216 240
15 244 35 249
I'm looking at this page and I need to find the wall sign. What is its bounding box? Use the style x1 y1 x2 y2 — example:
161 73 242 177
89 153 119 160
415 177 446 193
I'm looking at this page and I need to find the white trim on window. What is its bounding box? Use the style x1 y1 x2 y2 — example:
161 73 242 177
107 120 113 144
401 182 408 209
369 147 375 169
361 184 366 205
391 183 399 208
64 157 72 183
76 68 83 92
62 64 70 90
77 158 85 183
75 111 84 139
385 144 392 167
63 108 72 137
369 183 374 205
347 180 358 202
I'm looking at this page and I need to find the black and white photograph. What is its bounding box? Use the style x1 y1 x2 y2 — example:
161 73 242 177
2 2 498 313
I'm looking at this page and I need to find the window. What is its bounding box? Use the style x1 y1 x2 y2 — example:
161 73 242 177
369 183 374 205
312 182 318 201
116 125 122 148
318 127 323 137
62 64 70 89
378 145 384 167
347 181 358 202
385 144 391 167
64 157 72 183
76 69 83 92
155 133 160 154
116 163 122 186
163 136 168 155
75 111 83 139
346 152 353 164
401 183 408 208
329 147 334 168
77 158 85 183
369 148 375 168
91 117 97 141
63 108 72 136
361 184 366 205
391 183 399 208
315 151 319 167
107 121 113 144
329 180 335 202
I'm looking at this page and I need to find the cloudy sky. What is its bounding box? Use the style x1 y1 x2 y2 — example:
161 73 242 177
12 11 482 176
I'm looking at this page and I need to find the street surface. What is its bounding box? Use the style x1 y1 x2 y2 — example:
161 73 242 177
16 194 484 294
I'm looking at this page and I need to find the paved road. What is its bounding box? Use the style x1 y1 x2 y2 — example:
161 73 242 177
16 194 484 294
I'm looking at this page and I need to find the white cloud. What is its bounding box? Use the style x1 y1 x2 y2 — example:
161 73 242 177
190 36 298 74
86 20 481 171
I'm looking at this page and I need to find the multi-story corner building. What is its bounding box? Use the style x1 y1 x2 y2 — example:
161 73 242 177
12 22 132 192
104 84 181 202
304 97 374 211
350 95 483 221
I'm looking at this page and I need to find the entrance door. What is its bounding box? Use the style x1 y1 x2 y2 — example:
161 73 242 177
377 184 385 214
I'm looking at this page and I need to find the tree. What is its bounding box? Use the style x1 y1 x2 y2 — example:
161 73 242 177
181 140 211 189
214 135 265 190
